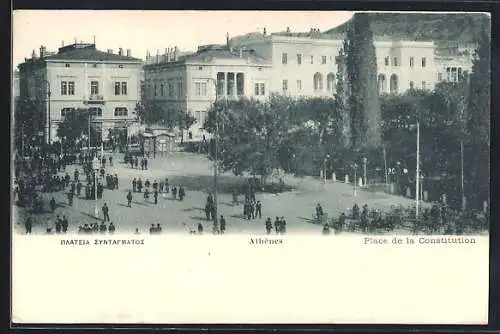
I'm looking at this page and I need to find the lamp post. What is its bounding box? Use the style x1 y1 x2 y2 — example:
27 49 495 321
353 163 358 197
208 77 220 227
362 157 367 187
42 80 52 145
92 156 100 218
323 154 330 184
396 161 401 194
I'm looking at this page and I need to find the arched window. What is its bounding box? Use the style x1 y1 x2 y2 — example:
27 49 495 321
378 74 387 93
326 73 335 93
313 72 323 91
390 74 398 94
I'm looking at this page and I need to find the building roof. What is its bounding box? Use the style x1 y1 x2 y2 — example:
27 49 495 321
42 43 142 63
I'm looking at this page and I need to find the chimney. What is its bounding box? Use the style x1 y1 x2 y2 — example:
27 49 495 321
61 40 64 47
286 27 290 33
174 46 178 61
118 48 123 56
107 49 113 54
239 48 243 58
126 49 131 57
263 27 267 36
39 45 46 58
31 49 36 59
226 32 229 47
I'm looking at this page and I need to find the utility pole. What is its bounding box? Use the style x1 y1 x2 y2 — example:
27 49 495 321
415 120 420 221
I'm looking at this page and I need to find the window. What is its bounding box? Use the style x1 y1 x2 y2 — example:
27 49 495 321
154 84 158 97
90 81 99 95
384 57 389 66
177 81 183 98
236 73 244 96
409 81 414 89
60 107 75 117
227 73 235 96
310 55 314 64
282 80 288 93
88 107 102 116
115 82 121 95
61 81 67 95
393 57 399 67
282 53 288 64
458 68 463 81
254 83 265 96
451 67 458 82
421 81 426 90
421 57 426 67
121 82 127 95
195 111 201 123
438 72 443 82
217 72 225 96
446 67 451 81
313 72 323 91
297 54 302 65
65 64 70 68
326 73 335 93
296 80 302 91
322 56 327 65
195 82 208 96
378 74 387 93
168 81 174 97
409 57 415 68
390 74 398 93
68 81 75 95
114 107 128 116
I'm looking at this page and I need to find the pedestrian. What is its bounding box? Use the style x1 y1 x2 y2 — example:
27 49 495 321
144 158 148 170
165 178 169 193
127 191 133 207
109 156 113 166
256 201 262 219
62 215 68 233
265 218 272 234
99 221 107 234
74 169 79 182
156 223 162 234
154 190 158 204
50 197 56 213
137 178 143 193
102 203 110 221
132 178 137 192
130 155 134 169
55 215 61 233
232 191 238 206
144 188 150 202
178 186 185 201
220 215 226 234
250 201 255 219
153 180 158 191
71 182 76 195
159 181 164 193
280 217 287 234
145 179 151 189
197 222 203 234
114 174 119 189
46 218 54 234
149 224 156 234
108 222 115 234
135 228 140 235
134 157 139 169
205 203 211 220
140 158 144 170
25 216 33 234
172 186 177 200
323 224 331 235
67 191 74 206
274 217 280 234
76 181 82 196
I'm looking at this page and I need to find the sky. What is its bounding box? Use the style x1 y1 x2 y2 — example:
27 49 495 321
12 10 354 67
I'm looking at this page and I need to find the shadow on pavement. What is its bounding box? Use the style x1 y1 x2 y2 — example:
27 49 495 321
189 216 209 221
182 207 204 212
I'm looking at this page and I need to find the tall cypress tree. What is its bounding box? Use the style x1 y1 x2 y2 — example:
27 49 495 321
335 44 351 148
466 24 490 207
345 13 381 150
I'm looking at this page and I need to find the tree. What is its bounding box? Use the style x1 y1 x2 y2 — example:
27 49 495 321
465 25 490 206
344 12 382 150
14 97 44 152
335 45 351 148
56 108 100 149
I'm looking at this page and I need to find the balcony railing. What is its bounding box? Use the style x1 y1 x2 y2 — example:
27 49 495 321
84 95 105 105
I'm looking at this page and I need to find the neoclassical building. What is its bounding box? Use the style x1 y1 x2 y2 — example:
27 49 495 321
17 42 142 144
143 44 272 140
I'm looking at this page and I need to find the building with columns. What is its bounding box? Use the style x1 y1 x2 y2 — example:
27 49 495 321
143 44 271 140
17 42 142 144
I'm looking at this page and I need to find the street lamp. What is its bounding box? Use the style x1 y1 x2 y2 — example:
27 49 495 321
362 157 367 187
42 80 51 145
323 154 330 184
353 163 358 197
92 156 100 218
207 77 220 227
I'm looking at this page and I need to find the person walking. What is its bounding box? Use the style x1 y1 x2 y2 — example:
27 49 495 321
154 190 158 204
108 222 116 234
178 186 185 201
274 217 280 234
114 174 119 189
76 181 82 197
25 216 33 234
102 203 110 222
220 215 226 234
156 223 162 234
280 217 287 234
137 178 143 193
144 188 150 202
99 221 107 234
134 156 139 169
144 158 148 170
50 197 56 213
62 215 68 233
265 217 272 235
255 201 262 219
165 178 169 193
46 217 54 234
127 191 133 207
132 178 137 192
197 222 203 234
172 186 177 200
67 191 74 206
109 156 113 166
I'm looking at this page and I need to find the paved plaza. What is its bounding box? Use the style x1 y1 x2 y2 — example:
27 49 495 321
13 151 422 235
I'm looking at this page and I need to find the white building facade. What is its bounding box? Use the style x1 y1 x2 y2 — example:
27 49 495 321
18 43 142 144
143 45 271 141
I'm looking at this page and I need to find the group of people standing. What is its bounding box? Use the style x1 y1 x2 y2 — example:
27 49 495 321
78 221 116 234
265 216 287 235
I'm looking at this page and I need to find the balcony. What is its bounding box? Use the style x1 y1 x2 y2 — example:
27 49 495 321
84 95 105 105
